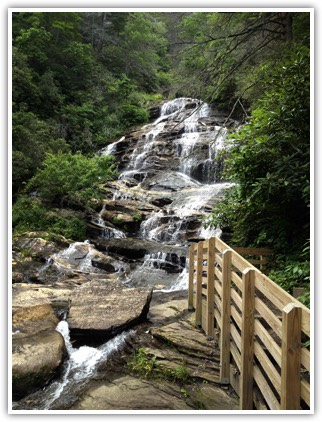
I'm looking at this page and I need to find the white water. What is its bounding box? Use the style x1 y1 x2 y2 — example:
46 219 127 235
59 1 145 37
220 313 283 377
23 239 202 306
42 321 134 410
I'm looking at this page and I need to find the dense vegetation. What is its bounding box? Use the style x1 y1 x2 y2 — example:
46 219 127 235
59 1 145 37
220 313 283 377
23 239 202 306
11 11 311 301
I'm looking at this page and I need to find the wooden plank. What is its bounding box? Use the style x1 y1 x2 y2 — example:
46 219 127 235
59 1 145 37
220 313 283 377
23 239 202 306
253 366 280 410
230 364 240 396
301 347 310 372
255 271 310 336
254 319 281 367
255 297 282 338
195 241 203 327
231 322 241 352
232 246 273 256
240 268 255 410
230 341 241 370
201 297 207 332
214 293 222 314
232 252 256 273
254 342 281 395
231 271 242 289
231 287 242 311
301 379 310 407
202 287 208 297
247 258 267 266
281 303 302 410
214 236 231 253
188 244 195 310
220 249 232 384
215 253 223 268
230 304 242 328
206 237 215 338
214 308 222 327
214 267 223 283
214 279 222 298
202 276 208 285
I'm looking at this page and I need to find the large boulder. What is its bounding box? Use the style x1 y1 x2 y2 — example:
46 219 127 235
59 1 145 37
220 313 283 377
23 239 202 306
12 302 66 400
67 279 153 344
12 330 65 400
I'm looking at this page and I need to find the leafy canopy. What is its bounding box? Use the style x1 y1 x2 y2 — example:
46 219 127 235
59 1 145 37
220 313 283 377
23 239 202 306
208 46 310 254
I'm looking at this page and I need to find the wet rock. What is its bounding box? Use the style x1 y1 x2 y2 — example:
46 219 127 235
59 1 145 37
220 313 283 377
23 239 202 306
70 375 193 410
67 279 153 344
12 329 65 400
93 238 187 261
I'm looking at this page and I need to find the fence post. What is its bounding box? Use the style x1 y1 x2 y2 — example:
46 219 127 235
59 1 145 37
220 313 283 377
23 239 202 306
280 303 302 410
188 244 195 310
220 248 232 384
206 237 215 339
195 241 203 328
240 268 256 410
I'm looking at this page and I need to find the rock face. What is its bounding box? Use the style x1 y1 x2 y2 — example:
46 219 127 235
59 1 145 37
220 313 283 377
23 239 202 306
12 289 70 400
67 279 153 344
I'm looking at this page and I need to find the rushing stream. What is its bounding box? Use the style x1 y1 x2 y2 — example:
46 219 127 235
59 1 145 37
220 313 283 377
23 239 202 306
13 97 235 410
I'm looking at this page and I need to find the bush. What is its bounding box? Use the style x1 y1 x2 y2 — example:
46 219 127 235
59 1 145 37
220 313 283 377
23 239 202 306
26 152 117 207
12 197 87 240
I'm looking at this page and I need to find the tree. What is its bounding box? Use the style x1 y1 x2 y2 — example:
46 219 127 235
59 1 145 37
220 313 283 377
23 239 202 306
172 12 310 114
207 46 310 254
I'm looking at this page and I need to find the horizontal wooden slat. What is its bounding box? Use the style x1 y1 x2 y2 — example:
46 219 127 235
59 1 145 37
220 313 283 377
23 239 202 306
214 308 222 327
202 287 208 297
214 293 222 313
231 304 242 328
301 347 310 372
254 319 281 367
215 254 223 268
214 266 223 282
214 279 222 298
231 271 242 289
253 365 280 410
214 236 228 253
254 342 281 395
301 379 310 407
255 297 282 338
230 322 241 352
230 341 241 370
255 271 310 336
247 258 268 266
231 287 242 311
231 252 255 273
232 247 273 256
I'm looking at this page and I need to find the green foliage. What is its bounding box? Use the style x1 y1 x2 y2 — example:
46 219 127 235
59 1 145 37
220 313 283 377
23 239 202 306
269 241 310 307
12 12 171 196
25 152 117 206
207 47 310 255
127 348 189 383
173 12 310 112
12 197 87 240
127 348 158 378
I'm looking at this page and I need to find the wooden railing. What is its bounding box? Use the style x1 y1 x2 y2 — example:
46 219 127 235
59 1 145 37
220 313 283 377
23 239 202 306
188 237 310 411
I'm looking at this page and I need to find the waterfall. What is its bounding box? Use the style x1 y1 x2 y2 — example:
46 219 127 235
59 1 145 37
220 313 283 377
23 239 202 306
39 321 134 410
105 96 233 250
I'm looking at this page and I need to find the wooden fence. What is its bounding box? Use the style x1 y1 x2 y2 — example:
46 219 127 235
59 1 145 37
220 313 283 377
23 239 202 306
188 237 311 411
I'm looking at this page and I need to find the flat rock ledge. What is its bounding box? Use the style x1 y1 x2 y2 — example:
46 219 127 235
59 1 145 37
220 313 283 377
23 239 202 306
67 279 153 344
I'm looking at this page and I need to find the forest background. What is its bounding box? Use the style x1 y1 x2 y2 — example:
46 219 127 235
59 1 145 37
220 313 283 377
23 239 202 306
9 9 312 306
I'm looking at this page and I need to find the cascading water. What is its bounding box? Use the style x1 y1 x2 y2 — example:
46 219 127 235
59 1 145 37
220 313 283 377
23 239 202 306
14 321 134 410
104 97 234 290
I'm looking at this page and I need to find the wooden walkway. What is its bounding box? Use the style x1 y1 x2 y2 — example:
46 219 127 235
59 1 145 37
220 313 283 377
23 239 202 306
188 236 311 411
